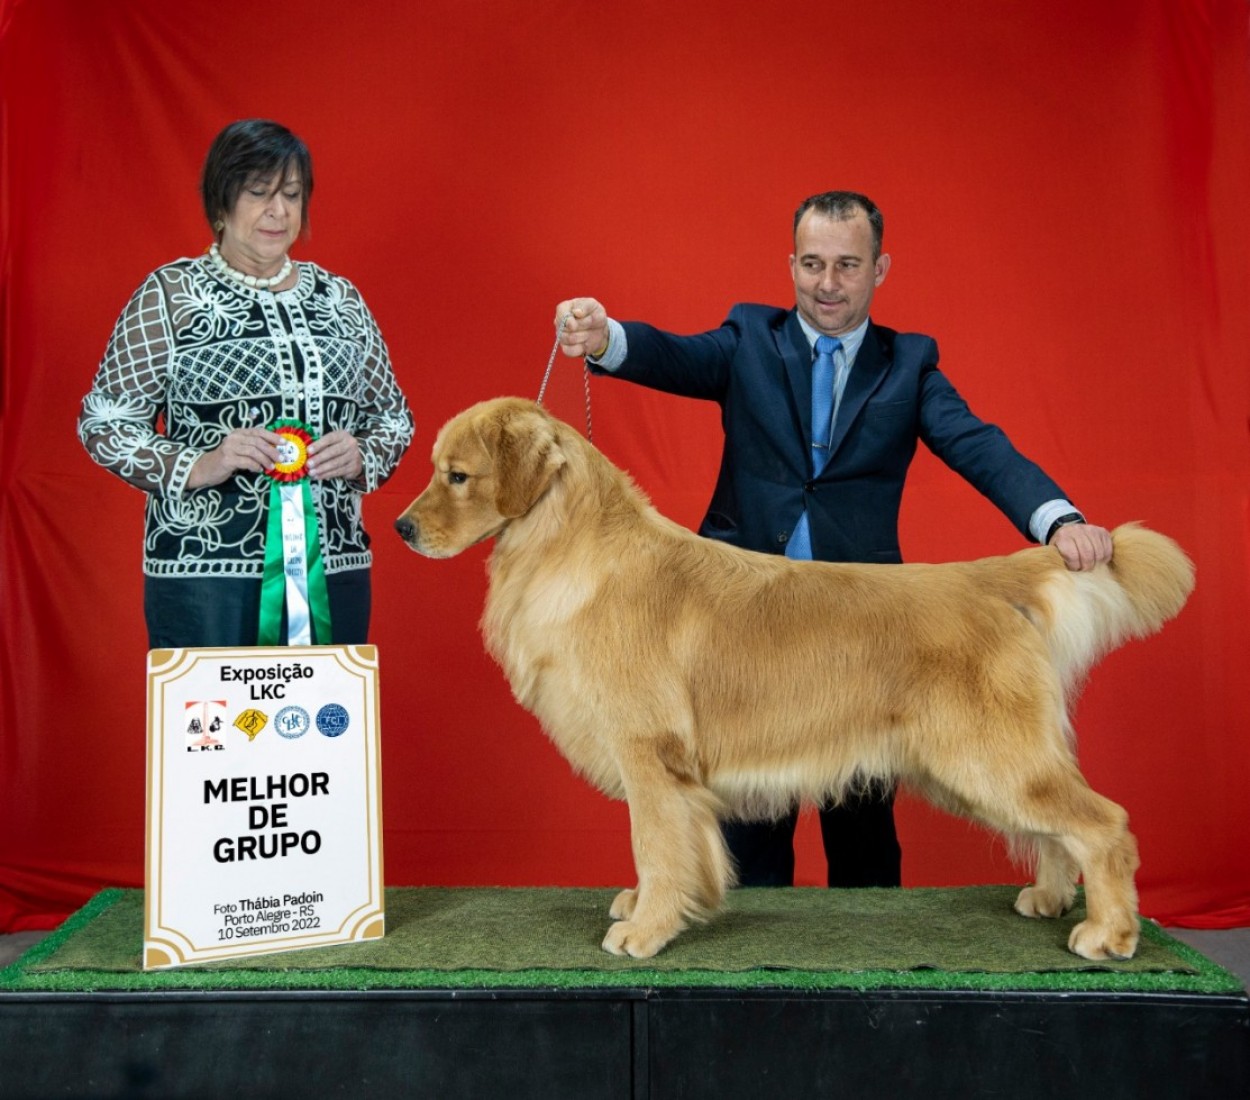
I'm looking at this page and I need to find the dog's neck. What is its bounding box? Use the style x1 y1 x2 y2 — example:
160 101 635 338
493 426 649 565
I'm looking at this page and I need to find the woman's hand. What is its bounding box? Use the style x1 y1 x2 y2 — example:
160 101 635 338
307 430 363 481
187 427 282 489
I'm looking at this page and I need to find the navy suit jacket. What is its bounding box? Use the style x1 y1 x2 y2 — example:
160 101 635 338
600 304 1068 564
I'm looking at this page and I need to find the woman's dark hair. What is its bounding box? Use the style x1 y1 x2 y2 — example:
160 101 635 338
200 119 313 237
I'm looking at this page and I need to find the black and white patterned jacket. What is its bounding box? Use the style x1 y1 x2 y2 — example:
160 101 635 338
78 255 414 577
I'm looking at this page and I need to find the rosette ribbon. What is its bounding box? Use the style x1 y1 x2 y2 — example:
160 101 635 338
258 420 333 646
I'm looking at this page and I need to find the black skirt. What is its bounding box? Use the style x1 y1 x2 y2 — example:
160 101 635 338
144 569 371 648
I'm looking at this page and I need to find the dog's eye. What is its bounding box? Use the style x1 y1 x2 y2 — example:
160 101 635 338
448 471 468 485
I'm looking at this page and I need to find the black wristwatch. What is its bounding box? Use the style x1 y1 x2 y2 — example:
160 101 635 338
1045 512 1086 545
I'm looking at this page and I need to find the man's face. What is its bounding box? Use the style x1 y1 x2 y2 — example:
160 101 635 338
789 209 891 336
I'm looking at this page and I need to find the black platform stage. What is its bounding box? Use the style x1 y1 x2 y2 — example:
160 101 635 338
2 887 1247 1099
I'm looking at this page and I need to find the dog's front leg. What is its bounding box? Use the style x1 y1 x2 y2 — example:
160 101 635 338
601 733 731 959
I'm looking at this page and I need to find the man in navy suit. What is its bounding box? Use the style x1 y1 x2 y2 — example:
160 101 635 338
555 191 1112 889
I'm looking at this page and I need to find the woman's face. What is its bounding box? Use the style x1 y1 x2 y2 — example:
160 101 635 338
218 169 303 276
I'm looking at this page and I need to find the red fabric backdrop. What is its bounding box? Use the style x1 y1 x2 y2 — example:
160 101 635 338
2 0 1247 932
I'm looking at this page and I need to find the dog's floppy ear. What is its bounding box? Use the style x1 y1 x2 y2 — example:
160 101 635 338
491 405 567 518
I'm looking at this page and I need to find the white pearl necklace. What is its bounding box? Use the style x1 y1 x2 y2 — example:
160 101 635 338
209 242 293 290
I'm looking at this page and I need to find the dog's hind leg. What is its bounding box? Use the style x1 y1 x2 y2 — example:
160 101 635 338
1060 801 1140 961
922 744 1141 960
1014 835 1079 918
601 733 732 959
992 770 1141 960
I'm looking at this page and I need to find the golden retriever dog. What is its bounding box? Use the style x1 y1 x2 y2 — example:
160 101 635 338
394 397 1194 961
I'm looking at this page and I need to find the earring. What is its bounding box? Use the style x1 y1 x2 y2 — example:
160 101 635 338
214 220 225 232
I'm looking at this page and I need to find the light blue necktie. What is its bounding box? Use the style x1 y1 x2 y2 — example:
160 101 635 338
787 334 842 561
809 334 841 465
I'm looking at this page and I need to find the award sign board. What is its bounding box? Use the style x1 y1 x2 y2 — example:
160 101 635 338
144 645 384 968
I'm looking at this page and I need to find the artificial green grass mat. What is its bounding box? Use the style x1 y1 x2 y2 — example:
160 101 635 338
2 886 1243 995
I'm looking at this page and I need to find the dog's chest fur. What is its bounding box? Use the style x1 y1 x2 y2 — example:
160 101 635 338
481 556 626 796
483 563 593 688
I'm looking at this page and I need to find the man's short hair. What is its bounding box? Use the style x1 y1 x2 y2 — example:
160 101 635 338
793 192 884 258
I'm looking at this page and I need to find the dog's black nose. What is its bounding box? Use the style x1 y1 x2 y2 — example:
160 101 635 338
394 516 416 542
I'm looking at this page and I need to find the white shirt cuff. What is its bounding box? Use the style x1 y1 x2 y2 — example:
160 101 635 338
587 318 627 372
1029 499 1083 543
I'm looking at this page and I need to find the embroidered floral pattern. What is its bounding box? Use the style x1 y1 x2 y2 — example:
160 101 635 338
78 256 413 577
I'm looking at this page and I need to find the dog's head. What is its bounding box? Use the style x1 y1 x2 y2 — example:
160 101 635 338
394 397 567 558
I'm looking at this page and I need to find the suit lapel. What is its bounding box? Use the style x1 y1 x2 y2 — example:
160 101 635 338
824 322 890 467
775 311 813 458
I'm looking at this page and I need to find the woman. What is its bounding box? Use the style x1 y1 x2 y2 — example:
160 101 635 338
78 119 413 647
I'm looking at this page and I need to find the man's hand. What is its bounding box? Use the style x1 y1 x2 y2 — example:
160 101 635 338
307 430 363 481
554 298 610 358
1050 522 1113 571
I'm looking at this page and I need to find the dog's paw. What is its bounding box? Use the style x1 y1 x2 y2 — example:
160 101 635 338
1067 918 1140 961
609 888 637 921
1014 884 1075 919
601 920 673 959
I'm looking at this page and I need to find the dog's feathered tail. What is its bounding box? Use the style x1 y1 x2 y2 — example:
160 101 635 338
1039 523 1194 701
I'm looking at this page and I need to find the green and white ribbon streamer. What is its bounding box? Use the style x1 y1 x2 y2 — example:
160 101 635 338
258 420 333 646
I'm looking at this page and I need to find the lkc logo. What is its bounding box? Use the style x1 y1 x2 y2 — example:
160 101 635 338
185 701 227 752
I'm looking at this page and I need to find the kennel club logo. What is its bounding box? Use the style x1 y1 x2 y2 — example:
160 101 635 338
275 705 311 740
185 701 227 752
316 703 349 737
